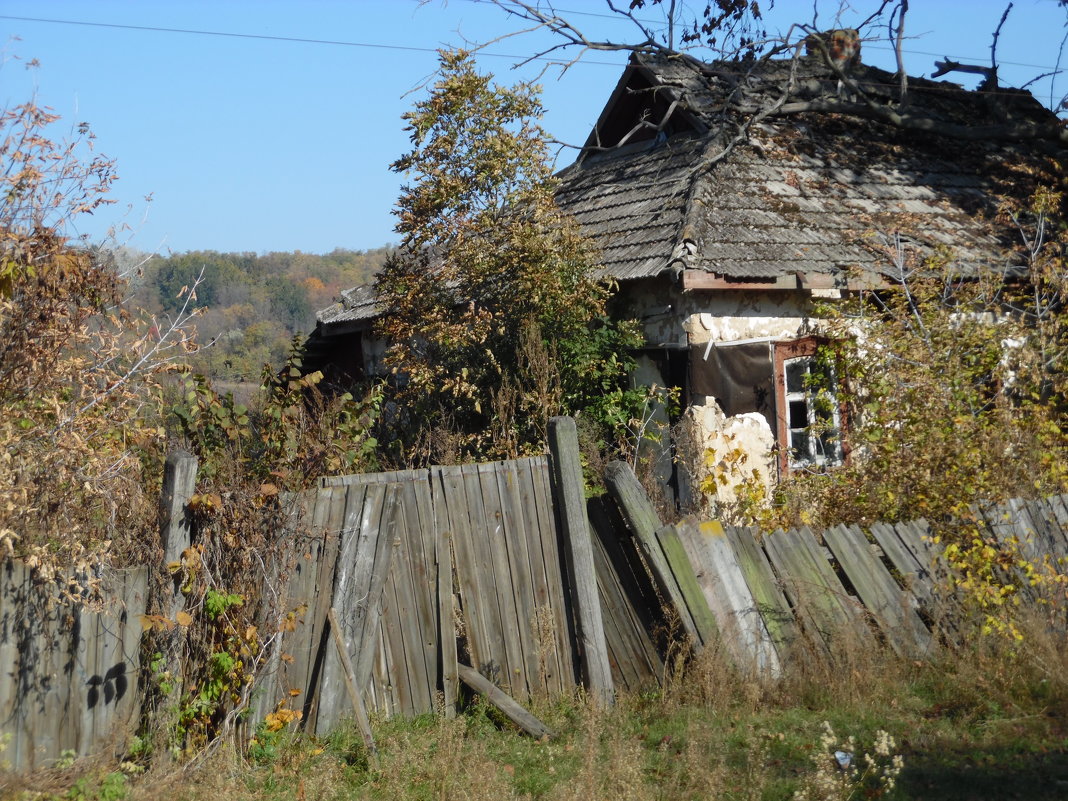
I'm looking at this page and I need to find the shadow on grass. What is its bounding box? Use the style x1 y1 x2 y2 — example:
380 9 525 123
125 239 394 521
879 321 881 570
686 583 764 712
900 746 1068 800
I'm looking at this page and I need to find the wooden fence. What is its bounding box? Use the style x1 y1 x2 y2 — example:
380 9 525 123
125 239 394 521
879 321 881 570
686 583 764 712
261 449 664 734
640 493 1068 673
0 562 147 773
4 437 1067 773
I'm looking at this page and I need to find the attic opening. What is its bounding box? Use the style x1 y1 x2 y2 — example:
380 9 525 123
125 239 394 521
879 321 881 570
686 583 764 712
584 69 699 151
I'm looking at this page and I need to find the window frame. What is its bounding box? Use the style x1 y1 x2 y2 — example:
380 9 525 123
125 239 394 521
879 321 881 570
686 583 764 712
772 336 848 475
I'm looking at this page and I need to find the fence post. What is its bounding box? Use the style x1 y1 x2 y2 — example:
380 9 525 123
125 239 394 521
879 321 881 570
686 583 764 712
548 416 614 706
160 449 198 616
158 449 198 729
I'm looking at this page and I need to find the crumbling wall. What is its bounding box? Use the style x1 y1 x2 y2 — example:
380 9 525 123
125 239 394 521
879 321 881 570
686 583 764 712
678 399 776 515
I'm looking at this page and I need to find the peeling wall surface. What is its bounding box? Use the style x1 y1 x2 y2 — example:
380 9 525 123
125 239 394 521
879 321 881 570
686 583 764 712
618 282 831 509
618 280 819 347
680 291 813 346
678 400 776 513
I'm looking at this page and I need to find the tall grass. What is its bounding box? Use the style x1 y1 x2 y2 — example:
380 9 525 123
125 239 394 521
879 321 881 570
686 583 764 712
15 607 1063 801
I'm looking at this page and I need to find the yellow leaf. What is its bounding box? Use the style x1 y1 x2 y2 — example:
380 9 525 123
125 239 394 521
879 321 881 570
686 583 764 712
175 610 193 627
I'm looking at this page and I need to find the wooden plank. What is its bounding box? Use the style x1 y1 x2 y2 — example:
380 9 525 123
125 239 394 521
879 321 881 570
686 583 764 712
492 460 541 698
603 460 700 646
675 518 780 675
975 501 1039 604
528 456 577 694
823 525 933 658
392 476 438 714
158 449 197 708
380 546 414 716
327 607 377 760
436 464 491 672
724 526 800 656
456 663 555 740
587 498 663 691
475 462 527 696
353 490 398 695
654 524 721 648
1025 498 1068 565
588 510 636 689
513 458 559 697
762 527 871 653
316 483 398 734
462 461 510 682
869 521 938 608
435 499 458 716
303 486 348 730
287 487 334 712
548 417 614 706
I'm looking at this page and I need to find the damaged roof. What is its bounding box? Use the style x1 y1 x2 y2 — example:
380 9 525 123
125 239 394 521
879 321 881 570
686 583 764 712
556 50 1064 285
320 48 1065 329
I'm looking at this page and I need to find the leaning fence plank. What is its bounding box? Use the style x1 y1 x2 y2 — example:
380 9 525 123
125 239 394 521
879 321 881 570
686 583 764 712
604 460 700 647
587 498 664 691
763 528 871 653
975 501 1039 605
675 518 780 675
869 522 936 608
654 524 721 649
1026 499 1068 565
823 525 933 658
457 663 556 740
327 607 377 761
725 526 800 656
549 417 614 706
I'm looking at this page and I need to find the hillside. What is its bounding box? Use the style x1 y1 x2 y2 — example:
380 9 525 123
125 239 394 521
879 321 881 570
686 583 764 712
126 246 390 384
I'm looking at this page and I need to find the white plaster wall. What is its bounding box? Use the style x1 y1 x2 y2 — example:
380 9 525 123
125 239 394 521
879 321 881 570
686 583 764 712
680 292 813 345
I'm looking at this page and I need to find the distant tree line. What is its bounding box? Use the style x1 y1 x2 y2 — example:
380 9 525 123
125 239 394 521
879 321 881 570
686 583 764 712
130 247 391 384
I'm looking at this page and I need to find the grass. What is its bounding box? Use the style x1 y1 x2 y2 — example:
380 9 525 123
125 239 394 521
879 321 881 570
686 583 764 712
9 611 1067 801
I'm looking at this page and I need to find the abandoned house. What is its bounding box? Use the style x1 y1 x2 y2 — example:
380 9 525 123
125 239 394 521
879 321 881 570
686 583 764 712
306 40 1066 507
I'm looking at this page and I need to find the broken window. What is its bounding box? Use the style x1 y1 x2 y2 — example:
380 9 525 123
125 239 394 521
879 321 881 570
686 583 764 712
689 335 847 477
774 338 844 472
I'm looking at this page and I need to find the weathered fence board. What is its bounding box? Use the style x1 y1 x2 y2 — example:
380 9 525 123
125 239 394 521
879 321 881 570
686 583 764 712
314 483 397 735
724 525 800 656
654 524 721 648
588 498 664 691
762 527 872 653
675 519 780 675
548 417 614 706
822 524 933 658
0 562 147 773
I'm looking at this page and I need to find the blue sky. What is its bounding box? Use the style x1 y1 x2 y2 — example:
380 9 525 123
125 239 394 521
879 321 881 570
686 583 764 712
2 0 1066 255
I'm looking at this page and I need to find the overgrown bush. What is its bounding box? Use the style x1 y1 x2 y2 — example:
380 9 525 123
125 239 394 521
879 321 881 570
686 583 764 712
0 93 198 575
376 50 651 467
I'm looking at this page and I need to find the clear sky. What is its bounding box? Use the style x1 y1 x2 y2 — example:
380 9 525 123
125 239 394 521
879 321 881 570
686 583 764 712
2 0 1066 256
